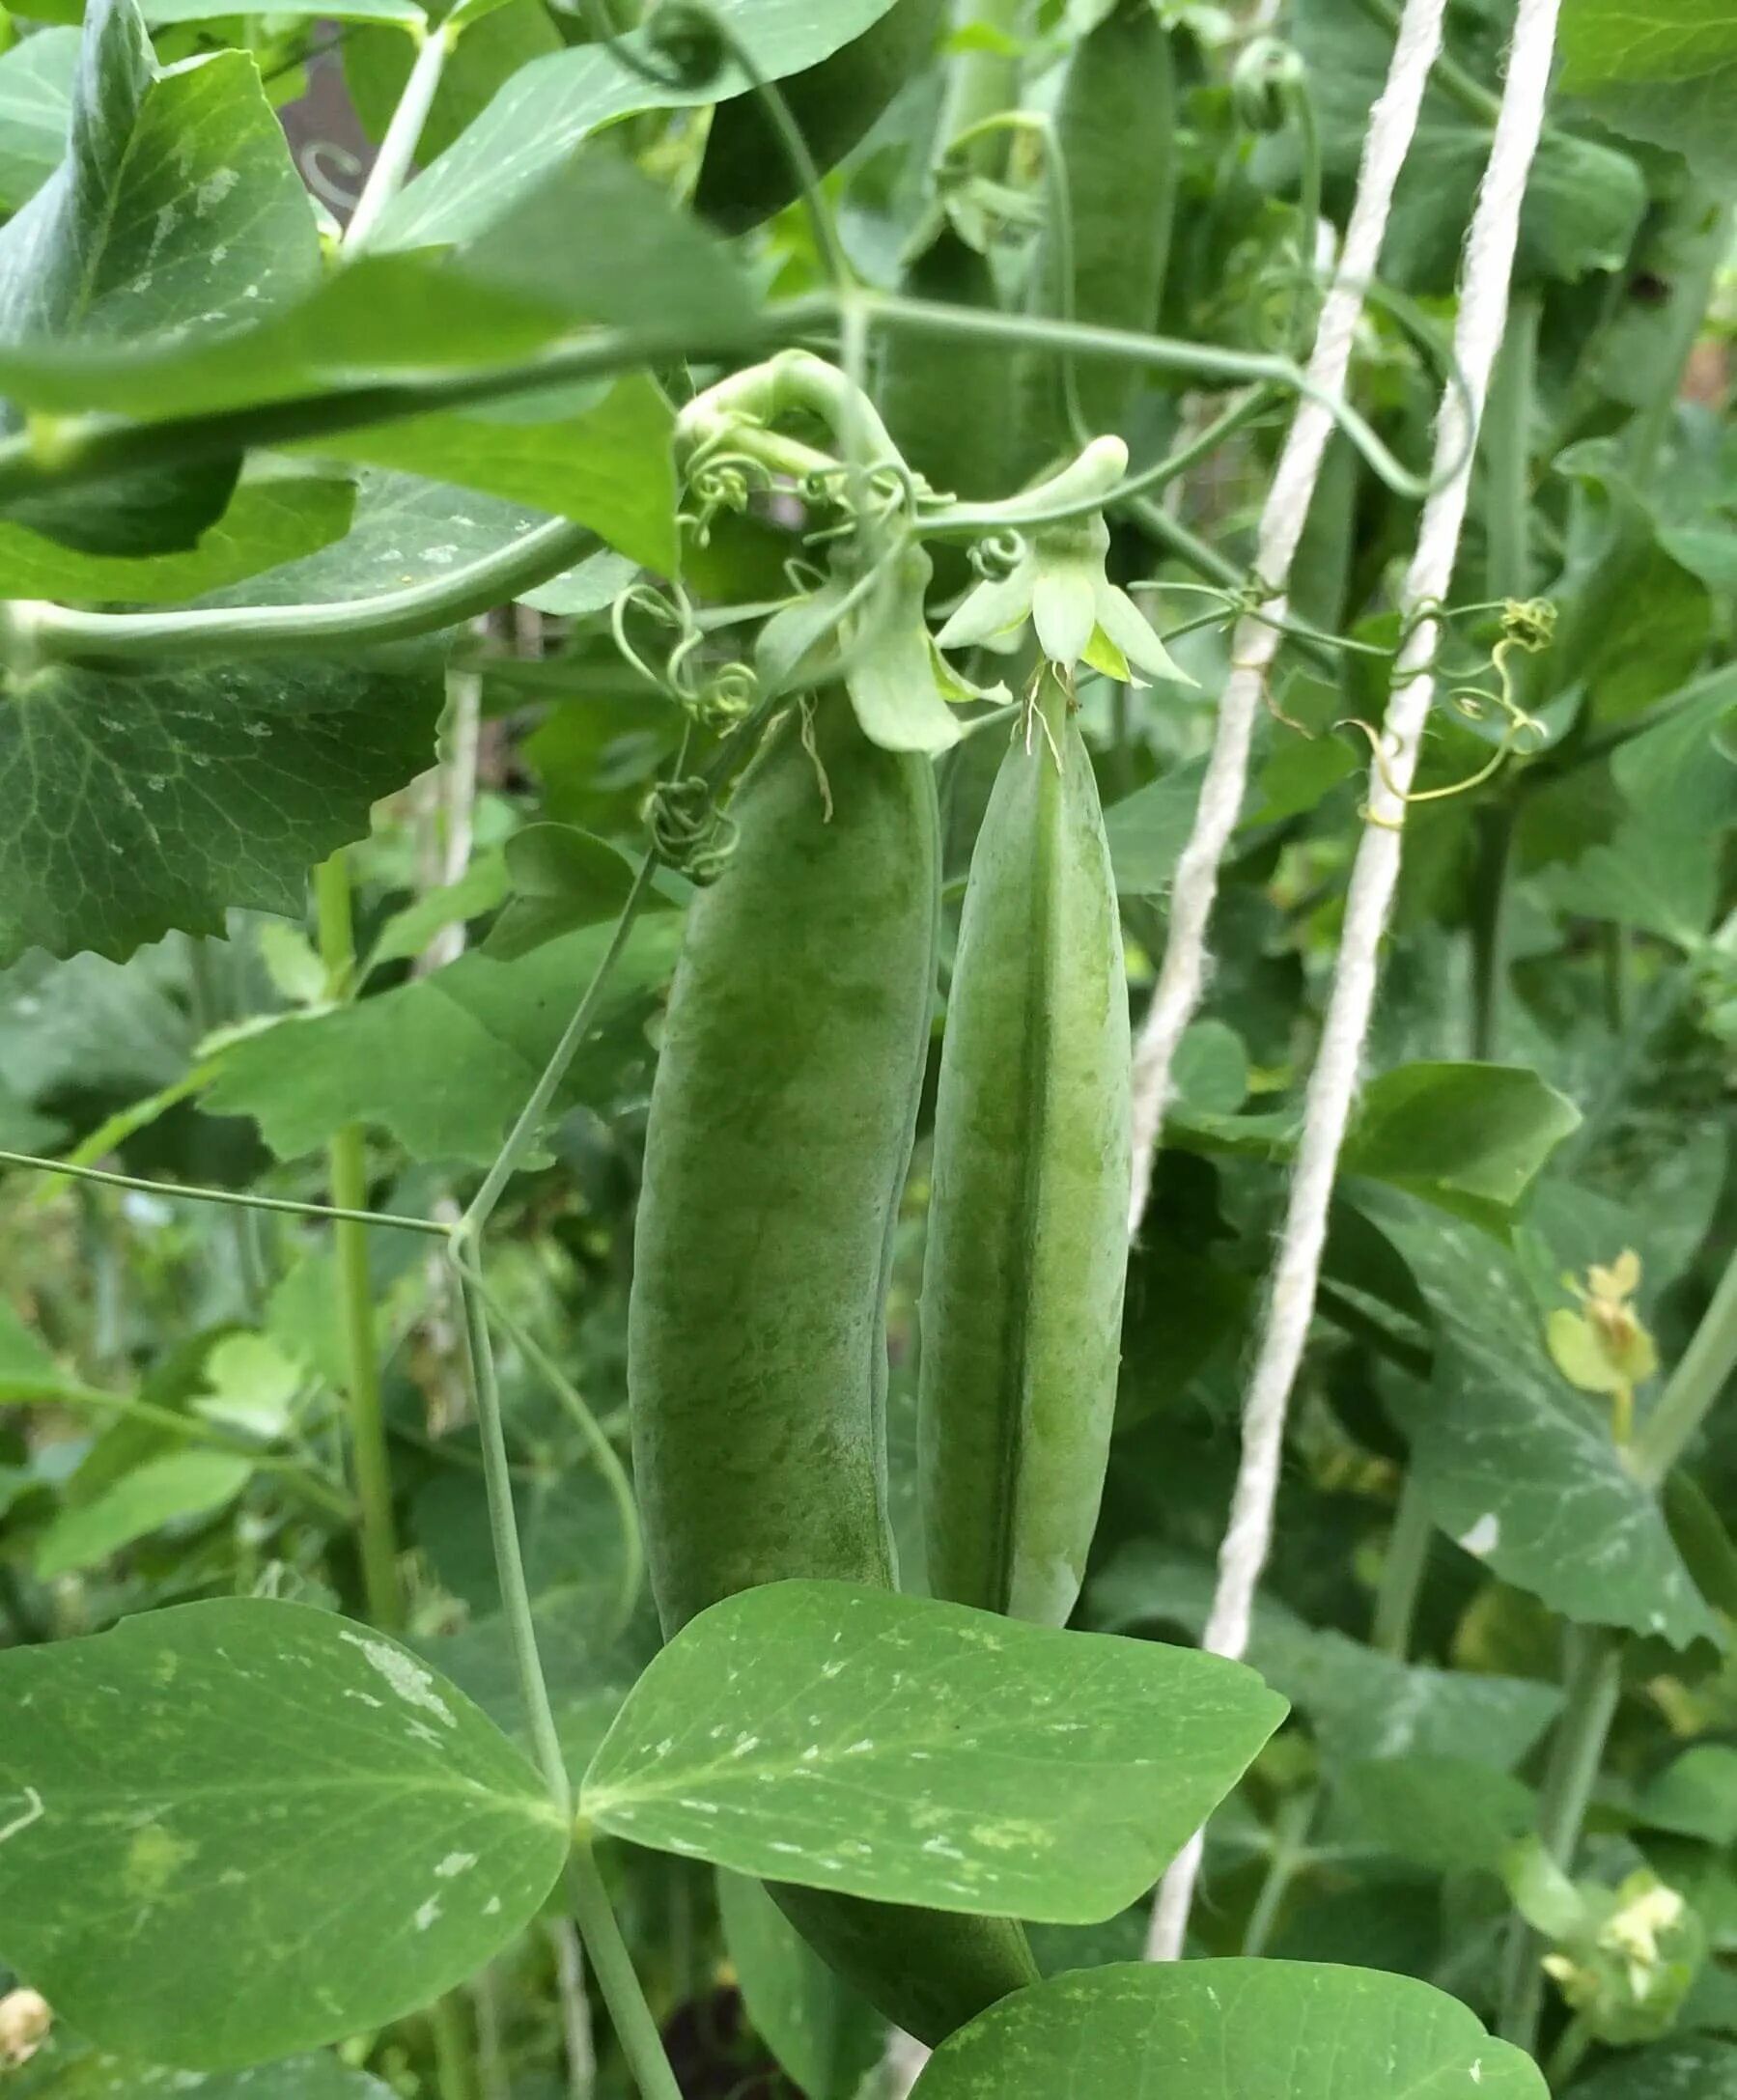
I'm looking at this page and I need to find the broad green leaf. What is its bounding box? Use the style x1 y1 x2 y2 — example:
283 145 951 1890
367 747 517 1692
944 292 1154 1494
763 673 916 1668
1559 1 1737 190
0 464 356 603
0 944 192 1103
485 824 673 962
518 547 637 616
0 27 78 210
1366 1191 1721 1649
376 0 910 249
0 5 320 349
717 1869 885 2100
203 917 681 1162
1576 2037 1737 2098
294 378 680 575
419 1585 645 1788
1339 1062 1581 1224
1090 1543 1562 1771
14 2043 398 2098
1636 1746 1737 1847
0 1296 67 1391
909 1960 1546 2099
0 1599 570 2068
0 652 442 965
198 471 552 608
1104 759 1206 896
581 1580 1285 1922
364 851 511 976
1325 1755 1536 1877
1268 0 1644 295
32 1448 253 1579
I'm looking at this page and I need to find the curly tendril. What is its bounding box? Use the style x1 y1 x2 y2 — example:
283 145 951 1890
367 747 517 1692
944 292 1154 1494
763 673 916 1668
645 775 738 885
1341 594 1556 825
969 530 1026 582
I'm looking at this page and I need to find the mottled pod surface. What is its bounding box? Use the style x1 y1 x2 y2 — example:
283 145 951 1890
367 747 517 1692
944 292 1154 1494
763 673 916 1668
919 679 1133 1625
629 687 939 1634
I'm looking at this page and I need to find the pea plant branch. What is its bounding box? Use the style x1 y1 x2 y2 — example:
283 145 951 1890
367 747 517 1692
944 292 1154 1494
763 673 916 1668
1146 0 1564 1963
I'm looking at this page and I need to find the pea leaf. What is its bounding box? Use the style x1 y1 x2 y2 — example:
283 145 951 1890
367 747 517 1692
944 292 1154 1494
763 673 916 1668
1635 1746 1737 1847
203 918 682 1162
14 2045 398 2098
1324 1756 1537 1877
1559 1 1737 190
32 1449 253 1579
1576 2037 1737 2097
1090 1543 1562 1771
376 0 912 249
581 1581 1285 1922
1104 760 1207 896
1339 1062 1582 1225
485 824 674 963
1365 1191 1722 1649
0 464 356 603
717 1869 886 2100
0 28 78 210
908 1960 1546 2098
0 1600 570 2070
0 652 442 965
294 378 680 575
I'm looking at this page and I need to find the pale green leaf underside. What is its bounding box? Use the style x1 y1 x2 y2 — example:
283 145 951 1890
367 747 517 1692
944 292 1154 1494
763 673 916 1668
910 1960 1546 2098
583 1581 1285 1922
0 1599 569 2070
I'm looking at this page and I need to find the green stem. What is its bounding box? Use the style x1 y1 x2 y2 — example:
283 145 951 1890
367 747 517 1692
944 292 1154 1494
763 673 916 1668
474 1280 644 1640
459 851 662 1243
0 1147 447 1235
567 1846 685 2100
427 1991 479 2100
343 23 450 255
1498 1627 1622 2050
1630 1241 1737 1490
316 853 406 1631
1243 1790 1316 1958
1545 2013 1593 2092
1469 800 1515 1063
19 517 594 664
451 1259 572 1816
1370 1471 1433 1661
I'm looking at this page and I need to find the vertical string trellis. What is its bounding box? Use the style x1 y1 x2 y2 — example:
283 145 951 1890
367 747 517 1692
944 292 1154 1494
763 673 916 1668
1145 0 1566 1963
1125 0 1452 1237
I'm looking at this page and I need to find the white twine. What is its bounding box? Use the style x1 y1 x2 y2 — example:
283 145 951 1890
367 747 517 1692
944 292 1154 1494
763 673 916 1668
1145 0 1564 1963
1126 0 1452 1239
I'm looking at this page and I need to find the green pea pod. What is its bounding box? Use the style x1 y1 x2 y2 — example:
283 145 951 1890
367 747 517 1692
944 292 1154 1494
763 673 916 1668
918 676 1132 1624
1017 0 1177 468
877 221 1013 505
696 0 946 235
629 687 1037 2041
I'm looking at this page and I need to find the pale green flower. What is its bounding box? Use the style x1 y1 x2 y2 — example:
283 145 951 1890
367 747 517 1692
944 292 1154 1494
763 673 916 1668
935 513 1191 686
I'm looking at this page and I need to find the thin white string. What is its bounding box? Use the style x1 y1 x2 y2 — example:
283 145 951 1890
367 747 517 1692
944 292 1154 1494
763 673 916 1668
1125 0 1452 1239
1145 0 1564 1964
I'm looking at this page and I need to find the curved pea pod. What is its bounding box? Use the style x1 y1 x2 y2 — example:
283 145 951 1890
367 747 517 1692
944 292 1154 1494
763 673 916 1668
628 686 1037 2042
1017 0 1177 467
918 676 1132 1625
696 0 946 235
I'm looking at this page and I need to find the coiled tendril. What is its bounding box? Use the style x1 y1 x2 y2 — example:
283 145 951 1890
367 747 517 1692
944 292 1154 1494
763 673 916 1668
645 775 738 885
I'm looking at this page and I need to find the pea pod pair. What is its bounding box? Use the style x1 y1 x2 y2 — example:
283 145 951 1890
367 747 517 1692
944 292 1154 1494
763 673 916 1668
627 689 1038 2042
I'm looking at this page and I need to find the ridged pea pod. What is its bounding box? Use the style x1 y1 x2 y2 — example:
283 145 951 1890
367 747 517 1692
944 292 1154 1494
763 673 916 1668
1017 0 1177 469
628 687 1038 2041
918 677 1132 1624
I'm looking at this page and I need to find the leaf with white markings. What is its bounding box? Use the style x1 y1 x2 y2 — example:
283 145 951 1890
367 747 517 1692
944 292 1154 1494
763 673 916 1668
14 2043 398 2098
0 651 442 965
0 28 78 210
581 1582 1285 1921
1365 1191 1722 1649
908 1960 1546 2098
0 1600 570 2070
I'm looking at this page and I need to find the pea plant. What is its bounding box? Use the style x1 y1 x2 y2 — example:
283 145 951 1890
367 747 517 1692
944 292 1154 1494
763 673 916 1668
0 0 1733 2095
